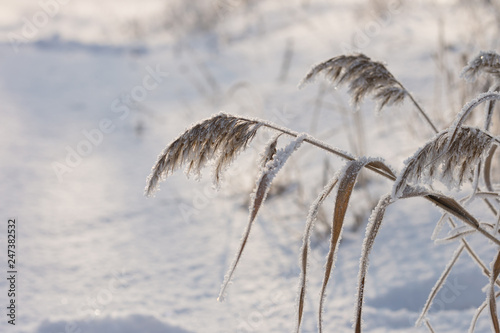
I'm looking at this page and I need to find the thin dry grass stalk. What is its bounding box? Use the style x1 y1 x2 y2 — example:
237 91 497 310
448 91 500 145
416 244 465 326
393 126 496 198
425 319 436 333
470 290 500 333
461 51 500 134
489 250 500 333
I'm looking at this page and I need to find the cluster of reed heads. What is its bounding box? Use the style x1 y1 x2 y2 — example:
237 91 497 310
146 51 500 333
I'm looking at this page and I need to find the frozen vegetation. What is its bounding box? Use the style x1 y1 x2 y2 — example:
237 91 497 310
1 1 500 332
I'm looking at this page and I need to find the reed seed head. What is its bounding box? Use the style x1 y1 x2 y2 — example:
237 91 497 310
393 126 495 197
460 50 500 82
145 113 262 196
300 54 407 110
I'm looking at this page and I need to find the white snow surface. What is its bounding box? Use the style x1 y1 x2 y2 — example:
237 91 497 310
1 0 499 332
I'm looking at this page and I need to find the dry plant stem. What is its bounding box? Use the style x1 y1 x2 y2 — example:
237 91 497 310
398 82 439 134
427 194 500 246
484 85 500 131
237 116 397 181
425 319 436 333
238 117 500 247
147 50 500 333
470 290 500 333
449 91 500 145
218 135 305 301
469 291 500 333
146 113 500 246
490 250 500 333
447 217 500 287
417 243 465 325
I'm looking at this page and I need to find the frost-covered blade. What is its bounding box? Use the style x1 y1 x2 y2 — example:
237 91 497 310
489 251 500 333
354 194 392 333
318 158 394 333
295 175 339 333
218 134 306 301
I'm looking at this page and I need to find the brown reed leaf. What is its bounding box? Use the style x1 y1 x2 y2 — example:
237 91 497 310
461 51 500 82
318 158 394 333
318 163 360 332
145 113 262 196
426 193 480 229
393 126 496 198
300 54 407 110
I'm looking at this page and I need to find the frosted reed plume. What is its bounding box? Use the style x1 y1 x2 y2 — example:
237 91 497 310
300 54 406 110
145 113 262 196
461 50 500 82
300 53 438 133
393 126 496 198
146 50 500 333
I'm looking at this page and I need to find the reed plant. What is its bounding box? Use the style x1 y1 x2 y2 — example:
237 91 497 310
146 51 500 332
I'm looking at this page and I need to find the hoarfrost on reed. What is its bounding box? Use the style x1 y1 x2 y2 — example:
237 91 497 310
393 126 496 198
145 113 262 196
300 54 407 110
146 50 500 333
461 50 500 82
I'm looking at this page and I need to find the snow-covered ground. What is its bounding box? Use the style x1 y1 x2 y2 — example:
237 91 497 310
1 0 500 332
